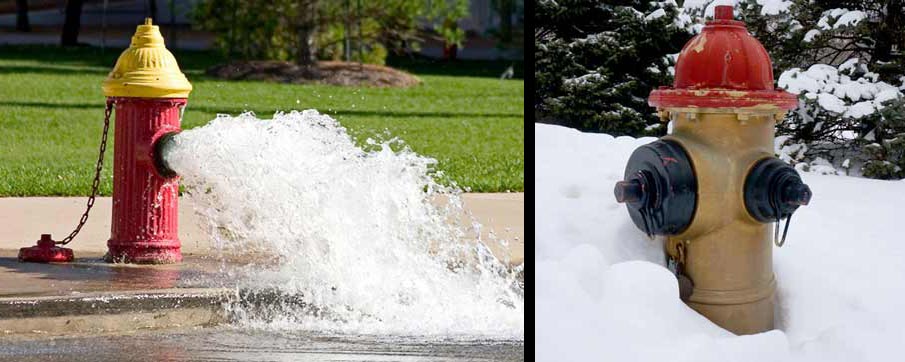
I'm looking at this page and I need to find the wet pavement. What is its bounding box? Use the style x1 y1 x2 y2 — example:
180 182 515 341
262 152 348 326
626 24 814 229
0 327 524 361
0 250 225 298
0 194 524 350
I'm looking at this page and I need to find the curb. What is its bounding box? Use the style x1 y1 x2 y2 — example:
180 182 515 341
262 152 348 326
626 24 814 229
0 288 234 337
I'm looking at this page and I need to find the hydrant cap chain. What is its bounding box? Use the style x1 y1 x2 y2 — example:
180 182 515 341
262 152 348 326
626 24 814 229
648 5 797 110
102 18 192 98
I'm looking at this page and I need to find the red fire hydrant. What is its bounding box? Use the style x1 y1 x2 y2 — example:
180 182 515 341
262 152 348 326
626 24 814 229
102 18 192 264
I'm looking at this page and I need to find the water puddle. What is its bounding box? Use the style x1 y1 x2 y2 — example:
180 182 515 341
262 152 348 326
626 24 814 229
0 327 524 361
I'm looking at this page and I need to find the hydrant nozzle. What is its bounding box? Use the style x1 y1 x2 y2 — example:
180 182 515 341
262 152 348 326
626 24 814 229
614 180 643 204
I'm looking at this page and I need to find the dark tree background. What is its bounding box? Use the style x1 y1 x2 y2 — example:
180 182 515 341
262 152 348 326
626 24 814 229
534 0 691 136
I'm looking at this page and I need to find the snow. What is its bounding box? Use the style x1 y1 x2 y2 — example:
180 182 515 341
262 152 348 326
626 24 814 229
646 8 667 21
757 0 792 15
537 123 905 362
838 58 860 73
817 93 844 115
874 89 901 105
563 72 603 87
779 63 903 117
803 29 820 42
818 9 867 29
844 101 875 118
835 10 867 27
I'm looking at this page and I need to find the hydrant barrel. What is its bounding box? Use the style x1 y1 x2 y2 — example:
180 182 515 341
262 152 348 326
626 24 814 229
615 6 811 335
103 18 191 264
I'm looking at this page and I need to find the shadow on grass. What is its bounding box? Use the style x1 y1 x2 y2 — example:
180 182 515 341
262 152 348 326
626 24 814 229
0 100 522 119
0 45 223 73
0 65 109 76
0 45 522 79
386 55 524 79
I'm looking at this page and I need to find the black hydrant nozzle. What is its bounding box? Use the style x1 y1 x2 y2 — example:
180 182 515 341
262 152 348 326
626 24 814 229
783 182 812 206
153 131 181 178
614 179 644 204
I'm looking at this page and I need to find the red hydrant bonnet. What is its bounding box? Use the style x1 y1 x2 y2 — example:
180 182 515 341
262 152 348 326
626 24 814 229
648 5 797 110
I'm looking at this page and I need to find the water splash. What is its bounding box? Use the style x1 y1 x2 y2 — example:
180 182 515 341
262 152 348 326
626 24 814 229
164 110 523 338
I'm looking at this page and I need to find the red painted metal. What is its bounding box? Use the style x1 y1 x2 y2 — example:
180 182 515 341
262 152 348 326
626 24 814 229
106 97 184 264
18 234 74 263
649 5 798 110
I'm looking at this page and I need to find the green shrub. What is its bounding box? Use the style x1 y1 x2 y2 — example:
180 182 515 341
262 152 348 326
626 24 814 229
192 0 469 66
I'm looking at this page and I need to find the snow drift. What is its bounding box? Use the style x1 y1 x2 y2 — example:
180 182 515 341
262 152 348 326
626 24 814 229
536 123 905 362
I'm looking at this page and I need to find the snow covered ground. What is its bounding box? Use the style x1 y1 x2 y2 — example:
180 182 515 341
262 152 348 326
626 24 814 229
536 123 905 362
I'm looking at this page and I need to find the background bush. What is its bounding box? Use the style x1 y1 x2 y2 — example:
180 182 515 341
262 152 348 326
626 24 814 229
193 0 469 66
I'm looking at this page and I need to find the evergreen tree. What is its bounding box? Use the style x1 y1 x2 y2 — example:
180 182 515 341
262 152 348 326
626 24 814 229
535 0 691 136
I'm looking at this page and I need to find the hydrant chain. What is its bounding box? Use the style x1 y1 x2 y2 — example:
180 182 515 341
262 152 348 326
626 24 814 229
59 101 113 246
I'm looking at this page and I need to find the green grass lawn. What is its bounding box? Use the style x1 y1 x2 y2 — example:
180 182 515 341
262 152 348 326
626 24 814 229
0 46 523 196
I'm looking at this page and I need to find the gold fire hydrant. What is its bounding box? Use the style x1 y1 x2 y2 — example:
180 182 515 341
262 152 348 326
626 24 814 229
613 6 812 335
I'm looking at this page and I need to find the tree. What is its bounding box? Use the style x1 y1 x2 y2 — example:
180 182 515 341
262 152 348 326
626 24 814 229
61 0 85 46
193 0 469 66
295 0 320 67
15 0 30 32
535 0 692 136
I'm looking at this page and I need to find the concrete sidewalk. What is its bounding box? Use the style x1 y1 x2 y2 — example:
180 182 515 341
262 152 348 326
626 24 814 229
0 193 523 264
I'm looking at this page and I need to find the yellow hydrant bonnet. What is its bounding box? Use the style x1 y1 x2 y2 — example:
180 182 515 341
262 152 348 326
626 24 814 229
102 18 192 98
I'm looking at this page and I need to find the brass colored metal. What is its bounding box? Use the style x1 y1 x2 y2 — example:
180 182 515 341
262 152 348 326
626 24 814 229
663 107 785 335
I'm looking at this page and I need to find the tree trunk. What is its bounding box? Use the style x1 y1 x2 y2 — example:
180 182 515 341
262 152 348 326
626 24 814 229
498 0 513 42
870 0 904 82
443 43 458 60
61 0 85 46
15 0 30 32
296 0 319 68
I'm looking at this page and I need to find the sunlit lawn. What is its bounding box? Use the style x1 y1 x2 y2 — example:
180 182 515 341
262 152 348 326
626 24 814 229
0 45 523 195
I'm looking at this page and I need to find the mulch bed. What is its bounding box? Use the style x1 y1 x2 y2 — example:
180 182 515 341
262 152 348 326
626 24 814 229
205 60 421 88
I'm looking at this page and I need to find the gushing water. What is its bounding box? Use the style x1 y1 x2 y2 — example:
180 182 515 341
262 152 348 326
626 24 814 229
164 110 523 338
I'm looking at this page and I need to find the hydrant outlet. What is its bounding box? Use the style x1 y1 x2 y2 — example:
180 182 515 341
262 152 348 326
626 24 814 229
153 131 180 178
614 179 644 204
745 158 812 223
615 139 696 237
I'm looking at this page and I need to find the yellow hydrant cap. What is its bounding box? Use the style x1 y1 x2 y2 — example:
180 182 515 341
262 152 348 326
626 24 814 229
102 18 192 98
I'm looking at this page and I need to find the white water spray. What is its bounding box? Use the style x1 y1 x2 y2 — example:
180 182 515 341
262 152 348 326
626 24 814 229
164 110 523 338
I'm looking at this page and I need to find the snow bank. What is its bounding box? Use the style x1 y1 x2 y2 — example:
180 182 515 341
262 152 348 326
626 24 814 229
778 62 903 118
536 123 905 362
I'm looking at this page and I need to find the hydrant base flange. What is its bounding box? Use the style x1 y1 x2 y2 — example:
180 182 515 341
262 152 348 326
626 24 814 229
104 246 182 264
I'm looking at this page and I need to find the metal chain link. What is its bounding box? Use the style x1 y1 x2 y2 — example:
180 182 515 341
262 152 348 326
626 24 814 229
59 100 113 245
